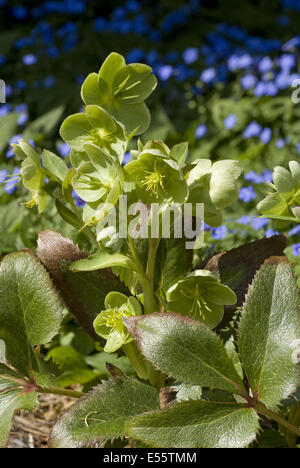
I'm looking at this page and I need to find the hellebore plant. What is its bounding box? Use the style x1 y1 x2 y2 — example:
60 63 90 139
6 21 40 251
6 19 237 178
0 53 299 449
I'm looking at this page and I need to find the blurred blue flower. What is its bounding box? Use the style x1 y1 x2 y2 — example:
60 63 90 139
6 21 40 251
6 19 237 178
252 217 268 230
11 5 27 20
237 215 251 225
126 48 144 63
240 74 257 90
278 54 295 71
239 186 256 202
289 224 300 236
260 127 272 144
195 124 207 139
122 152 132 165
4 168 21 195
258 56 273 73
224 113 237 130
183 47 198 64
243 121 262 138
245 171 261 184
292 242 300 256
276 138 286 149
57 142 71 158
72 190 86 207
211 225 227 240
0 169 8 183
94 17 107 32
0 55 5 66
201 68 216 83
0 104 12 117
22 54 37 66
265 228 278 238
44 76 56 88
157 65 173 81
260 170 273 183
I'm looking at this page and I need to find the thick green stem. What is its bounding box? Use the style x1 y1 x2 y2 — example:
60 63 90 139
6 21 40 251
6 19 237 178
144 238 160 315
255 402 300 438
123 341 148 380
38 386 85 399
128 236 147 284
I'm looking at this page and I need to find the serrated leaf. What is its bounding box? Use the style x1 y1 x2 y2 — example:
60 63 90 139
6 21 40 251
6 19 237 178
125 313 245 395
0 364 38 447
0 250 64 377
126 400 259 448
238 258 300 410
37 231 128 341
204 235 287 325
50 377 159 448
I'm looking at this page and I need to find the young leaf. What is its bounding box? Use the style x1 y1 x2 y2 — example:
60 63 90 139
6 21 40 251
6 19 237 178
0 364 38 448
126 400 259 448
50 377 159 448
238 258 300 410
42 149 68 183
37 230 128 341
125 313 246 395
70 252 137 273
0 250 64 377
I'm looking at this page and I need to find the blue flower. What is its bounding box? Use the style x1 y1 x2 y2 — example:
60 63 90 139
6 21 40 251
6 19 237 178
258 56 273 73
11 6 27 20
239 186 256 203
237 215 251 225
265 228 278 238
0 169 8 183
245 171 262 184
211 225 227 240
57 142 71 158
289 225 300 236
260 170 273 183
252 217 268 230
195 124 207 139
22 54 37 66
224 113 237 130
94 17 107 32
243 121 262 139
4 168 21 195
122 152 132 165
157 65 173 81
260 127 272 144
276 138 286 149
44 76 56 88
72 190 86 207
182 47 198 65
0 104 12 117
278 54 295 71
292 242 300 256
0 55 5 66
126 48 144 63
201 68 216 83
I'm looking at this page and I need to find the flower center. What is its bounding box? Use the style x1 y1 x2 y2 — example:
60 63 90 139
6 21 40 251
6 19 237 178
142 169 165 197
89 128 115 149
104 308 125 333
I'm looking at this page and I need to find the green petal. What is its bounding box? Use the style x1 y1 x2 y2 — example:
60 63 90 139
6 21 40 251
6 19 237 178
206 284 237 306
105 291 128 309
84 143 119 180
81 72 104 105
112 102 151 135
104 330 126 353
113 63 157 104
273 166 294 193
210 160 241 209
85 105 117 133
99 52 126 90
60 113 92 151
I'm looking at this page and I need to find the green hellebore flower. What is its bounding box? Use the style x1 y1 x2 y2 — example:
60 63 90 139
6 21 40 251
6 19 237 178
125 152 188 204
72 143 123 226
257 161 300 228
60 105 127 163
166 270 237 329
186 159 242 227
12 140 46 213
93 292 142 353
81 52 157 135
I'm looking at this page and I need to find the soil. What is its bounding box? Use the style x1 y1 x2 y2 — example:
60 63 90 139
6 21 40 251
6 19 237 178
7 393 76 448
